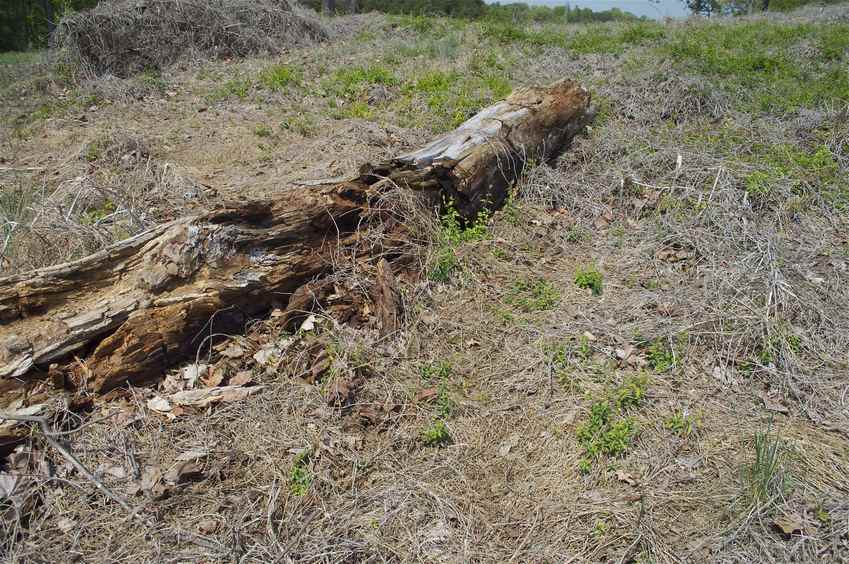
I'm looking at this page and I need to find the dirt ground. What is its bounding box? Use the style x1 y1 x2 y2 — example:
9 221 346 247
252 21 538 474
1 5 849 563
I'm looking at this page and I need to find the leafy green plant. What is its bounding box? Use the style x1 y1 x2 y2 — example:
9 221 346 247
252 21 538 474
428 200 490 282
422 420 452 447
646 338 675 372
614 373 649 410
575 265 603 296
289 450 312 496
576 401 637 472
576 375 650 471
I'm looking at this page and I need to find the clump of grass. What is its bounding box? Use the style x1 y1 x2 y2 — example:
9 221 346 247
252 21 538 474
575 265 603 296
254 124 273 137
662 21 849 112
280 114 316 137
289 450 312 496
743 428 791 505
505 278 561 312
259 63 301 91
326 64 397 98
208 77 251 101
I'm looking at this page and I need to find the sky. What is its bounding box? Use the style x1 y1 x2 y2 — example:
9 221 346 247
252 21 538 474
487 0 691 20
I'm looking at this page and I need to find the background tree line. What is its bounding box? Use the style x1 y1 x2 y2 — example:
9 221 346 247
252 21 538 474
1 0 97 52
300 0 640 22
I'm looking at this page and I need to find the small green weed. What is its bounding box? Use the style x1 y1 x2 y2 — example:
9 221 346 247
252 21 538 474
422 420 452 447
505 278 561 312
289 450 312 496
646 338 675 372
666 410 696 436
280 114 317 137
254 124 273 138
614 373 649 410
419 360 452 381
575 265 603 296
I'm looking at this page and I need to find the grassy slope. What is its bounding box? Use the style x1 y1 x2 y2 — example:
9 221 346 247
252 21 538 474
2 5 849 562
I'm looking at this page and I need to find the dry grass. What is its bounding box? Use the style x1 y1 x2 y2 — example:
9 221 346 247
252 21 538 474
2 4 849 562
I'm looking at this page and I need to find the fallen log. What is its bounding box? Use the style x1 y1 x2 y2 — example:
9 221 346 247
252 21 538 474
0 79 591 403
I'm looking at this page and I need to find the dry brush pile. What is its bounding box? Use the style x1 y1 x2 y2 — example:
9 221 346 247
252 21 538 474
54 0 328 78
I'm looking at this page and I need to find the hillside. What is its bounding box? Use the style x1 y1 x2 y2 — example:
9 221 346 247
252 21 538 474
1 3 849 562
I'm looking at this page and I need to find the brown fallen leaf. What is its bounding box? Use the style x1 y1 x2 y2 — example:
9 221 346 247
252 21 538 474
774 513 807 536
415 387 438 403
220 343 245 359
616 469 638 486
201 364 226 387
326 377 361 407
197 519 219 534
230 370 253 387
759 390 789 414
164 461 204 485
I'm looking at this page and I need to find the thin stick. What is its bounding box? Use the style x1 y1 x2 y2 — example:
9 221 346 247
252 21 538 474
0 412 138 515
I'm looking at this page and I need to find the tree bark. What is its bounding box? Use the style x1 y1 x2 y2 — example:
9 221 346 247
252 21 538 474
0 79 592 403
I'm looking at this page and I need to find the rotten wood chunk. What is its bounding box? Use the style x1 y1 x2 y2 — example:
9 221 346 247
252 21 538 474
0 79 592 404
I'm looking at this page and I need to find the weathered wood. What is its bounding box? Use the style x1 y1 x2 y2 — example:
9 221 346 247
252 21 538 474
373 258 402 337
0 79 591 403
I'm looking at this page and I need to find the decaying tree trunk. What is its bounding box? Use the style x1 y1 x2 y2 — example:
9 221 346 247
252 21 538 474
0 79 591 403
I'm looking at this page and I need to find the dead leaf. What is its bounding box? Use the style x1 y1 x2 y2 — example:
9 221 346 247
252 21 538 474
164 461 204 485
230 370 253 387
137 465 162 494
220 343 245 359
774 513 806 536
169 385 264 408
300 314 318 332
615 345 634 361
326 377 361 407
57 517 77 533
201 364 226 387
176 449 209 462
253 345 280 367
582 331 597 342
415 388 438 403
616 469 638 486
147 396 172 413
181 364 208 389
759 390 790 414
656 302 674 316
197 519 219 534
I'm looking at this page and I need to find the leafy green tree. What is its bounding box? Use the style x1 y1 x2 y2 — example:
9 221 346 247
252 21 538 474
1 0 97 52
